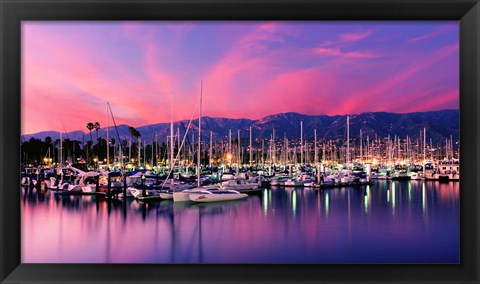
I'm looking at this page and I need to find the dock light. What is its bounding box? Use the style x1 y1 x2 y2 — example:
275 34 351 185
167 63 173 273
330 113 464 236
226 153 232 162
49 158 52 163
43 157 48 164
131 158 134 163
93 158 98 163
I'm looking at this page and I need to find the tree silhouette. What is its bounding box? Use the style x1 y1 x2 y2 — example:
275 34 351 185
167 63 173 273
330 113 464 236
94 122 101 142
128 126 141 164
94 122 101 158
86 122 94 142
86 122 94 162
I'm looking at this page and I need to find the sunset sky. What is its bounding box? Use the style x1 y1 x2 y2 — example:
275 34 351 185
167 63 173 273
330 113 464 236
22 21 459 135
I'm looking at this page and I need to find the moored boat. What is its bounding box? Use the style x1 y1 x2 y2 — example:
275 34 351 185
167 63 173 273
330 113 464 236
189 189 248 203
173 185 221 202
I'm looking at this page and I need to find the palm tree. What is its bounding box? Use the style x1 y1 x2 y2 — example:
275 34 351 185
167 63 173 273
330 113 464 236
86 122 94 142
94 122 101 141
128 126 141 141
86 122 94 161
128 126 141 165
94 122 101 158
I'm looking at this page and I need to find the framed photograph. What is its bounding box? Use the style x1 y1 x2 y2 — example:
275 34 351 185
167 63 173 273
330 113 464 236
1 0 479 283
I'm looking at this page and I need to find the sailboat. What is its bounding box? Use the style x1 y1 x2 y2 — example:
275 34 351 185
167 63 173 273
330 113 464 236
189 189 247 202
173 82 246 202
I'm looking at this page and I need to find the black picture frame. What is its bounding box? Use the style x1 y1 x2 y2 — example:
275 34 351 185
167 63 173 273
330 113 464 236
1 0 479 283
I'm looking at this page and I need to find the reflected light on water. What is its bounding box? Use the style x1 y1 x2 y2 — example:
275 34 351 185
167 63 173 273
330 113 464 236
408 183 412 202
292 190 297 216
422 182 426 215
325 192 329 217
392 182 396 215
364 186 370 214
21 180 459 264
263 189 268 215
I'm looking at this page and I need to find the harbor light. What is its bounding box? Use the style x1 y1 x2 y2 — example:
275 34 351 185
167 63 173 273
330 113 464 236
43 157 48 164
226 153 232 162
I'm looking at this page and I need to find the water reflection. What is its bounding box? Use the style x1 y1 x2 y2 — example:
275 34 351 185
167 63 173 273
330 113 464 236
21 181 459 263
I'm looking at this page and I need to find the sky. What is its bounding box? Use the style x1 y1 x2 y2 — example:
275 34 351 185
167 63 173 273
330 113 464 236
22 21 459 135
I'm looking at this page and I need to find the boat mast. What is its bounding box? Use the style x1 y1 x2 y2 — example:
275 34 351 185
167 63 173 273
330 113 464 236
360 129 363 163
450 135 453 159
198 81 202 188
269 134 273 175
346 115 350 169
106 103 109 168
209 130 212 168
151 135 154 168
137 137 141 167
106 102 123 169
261 140 264 166
229 129 232 155
314 128 317 165
249 126 252 166
423 127 426 176
237 129 240 176
284 133 288 165
170 102 174 171
300 121 303 166
59 132 63 167
155 132 158 167
272 127 275 165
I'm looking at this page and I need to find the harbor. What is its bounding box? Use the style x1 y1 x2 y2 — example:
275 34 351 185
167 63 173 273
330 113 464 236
20 115 460 263
20 21 460 264
20 111 460 200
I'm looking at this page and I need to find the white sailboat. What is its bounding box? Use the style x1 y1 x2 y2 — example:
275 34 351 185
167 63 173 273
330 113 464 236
173 82 245 202
189 189 247 203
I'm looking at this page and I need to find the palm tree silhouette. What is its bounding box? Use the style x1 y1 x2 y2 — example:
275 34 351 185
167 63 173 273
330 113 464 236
94 122 101 141
94 122 101 159
86 122 94 162
128 126 141 164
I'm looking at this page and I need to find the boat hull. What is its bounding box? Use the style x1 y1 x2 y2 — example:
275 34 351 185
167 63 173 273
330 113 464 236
189 193 248 203
173 192 191 202
160 193 173 199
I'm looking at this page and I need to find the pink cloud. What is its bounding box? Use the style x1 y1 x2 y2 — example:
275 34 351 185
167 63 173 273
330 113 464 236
336 43 459 114
314 30 377 60
339 30 373 42
258 68 340 116
408 25 456 43
21 22 458 135
314 47 378 59
22 24 188 134
201 23 289 116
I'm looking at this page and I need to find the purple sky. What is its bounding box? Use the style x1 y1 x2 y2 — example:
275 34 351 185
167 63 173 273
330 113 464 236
22 21 459 135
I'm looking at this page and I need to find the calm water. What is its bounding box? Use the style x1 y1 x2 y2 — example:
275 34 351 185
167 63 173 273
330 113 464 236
21 181 459 263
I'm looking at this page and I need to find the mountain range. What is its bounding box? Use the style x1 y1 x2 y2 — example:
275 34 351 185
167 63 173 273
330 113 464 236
22 109 459 145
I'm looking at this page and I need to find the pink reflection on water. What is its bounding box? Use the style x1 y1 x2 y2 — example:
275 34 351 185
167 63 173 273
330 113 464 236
21 182 459 263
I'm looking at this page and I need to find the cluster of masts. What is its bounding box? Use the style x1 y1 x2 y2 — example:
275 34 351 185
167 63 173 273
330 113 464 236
33 119 458 177
101 109 459 172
